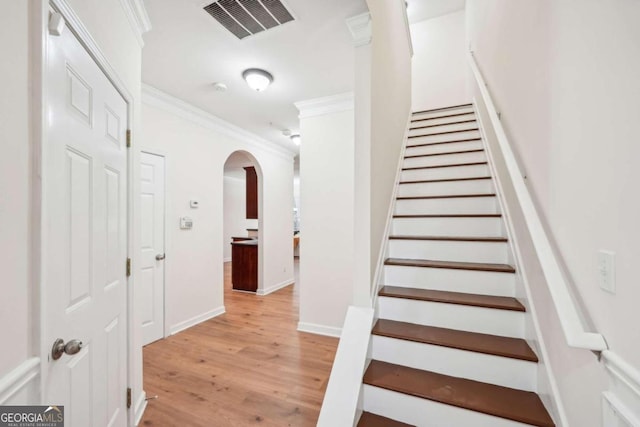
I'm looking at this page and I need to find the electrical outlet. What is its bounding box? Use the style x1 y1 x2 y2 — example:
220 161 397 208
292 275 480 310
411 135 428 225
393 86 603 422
597 250 616 294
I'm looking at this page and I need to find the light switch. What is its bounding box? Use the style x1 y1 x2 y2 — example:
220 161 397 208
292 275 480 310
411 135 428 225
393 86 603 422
597 250 616 294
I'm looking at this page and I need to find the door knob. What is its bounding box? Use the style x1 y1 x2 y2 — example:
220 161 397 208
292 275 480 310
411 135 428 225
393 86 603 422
51 338 83 360
156 253 165 261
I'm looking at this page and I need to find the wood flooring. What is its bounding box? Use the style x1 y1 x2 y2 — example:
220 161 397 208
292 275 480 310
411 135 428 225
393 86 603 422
140 262 338 427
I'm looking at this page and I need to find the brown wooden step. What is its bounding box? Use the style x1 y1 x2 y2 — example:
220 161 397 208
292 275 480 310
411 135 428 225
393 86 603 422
363 361 554 427
402 161 487 171
409 128 480 139
397 193 495 200
379 285 525 312
372 319 537 362
412 111 475 123
412 103 473 115
393 213 502 218
357 411 414 427
389 235 507 242
400 176 492 185
410 119 477 131
406 137 481 149
404 148 484 159
385 258 515 273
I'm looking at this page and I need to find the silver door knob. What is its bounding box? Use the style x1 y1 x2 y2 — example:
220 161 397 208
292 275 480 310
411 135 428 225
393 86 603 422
51 338 83 360
156 254 165 261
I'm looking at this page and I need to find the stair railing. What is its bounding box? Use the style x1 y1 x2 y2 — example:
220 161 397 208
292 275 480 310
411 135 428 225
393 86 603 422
467 51 608 352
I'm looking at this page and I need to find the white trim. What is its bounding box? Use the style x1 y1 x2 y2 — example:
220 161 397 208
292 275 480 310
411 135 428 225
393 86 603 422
0 358 40 404
134 390 148 426
295 92 355 119
603 392 640 427
297 322 342 338
169 306 226 336
223 256 232 263
346 13 372 47
603 350 640 423
117 0 152 47
141 84 296 160
467 51 607 352
257 279 294 296
400 0 414 57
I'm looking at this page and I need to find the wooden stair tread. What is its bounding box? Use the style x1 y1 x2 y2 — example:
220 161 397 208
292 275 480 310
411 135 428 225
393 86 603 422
373 319 537 362
402 161 488 171
363 361 554 427
379 285 525 312
409 128 479 138
357 412 414 427
389 235 507 242
397 193 495 200
385 258 515 273
411 111 475 123
405 148 484 159
412 103 473 115
400 176 492 184
407 137 481 149
393 214 502 218
410 119 477 131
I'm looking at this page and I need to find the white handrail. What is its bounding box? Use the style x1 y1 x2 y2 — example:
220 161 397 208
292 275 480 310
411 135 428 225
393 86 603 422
468 51 608 352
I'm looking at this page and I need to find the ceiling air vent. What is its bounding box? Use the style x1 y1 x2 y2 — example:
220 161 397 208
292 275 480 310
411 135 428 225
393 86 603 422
204 0 295 40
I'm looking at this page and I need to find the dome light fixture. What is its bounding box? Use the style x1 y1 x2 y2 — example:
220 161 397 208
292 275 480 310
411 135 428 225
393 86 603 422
242 68 273 92
290 134 301 146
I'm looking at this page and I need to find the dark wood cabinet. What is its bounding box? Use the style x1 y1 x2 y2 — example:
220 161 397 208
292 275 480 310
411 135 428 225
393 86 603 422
244 166 258 219
231 240 258 292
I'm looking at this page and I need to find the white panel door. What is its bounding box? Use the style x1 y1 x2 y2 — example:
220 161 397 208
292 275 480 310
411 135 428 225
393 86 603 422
44 15 128 427
139 152 165 345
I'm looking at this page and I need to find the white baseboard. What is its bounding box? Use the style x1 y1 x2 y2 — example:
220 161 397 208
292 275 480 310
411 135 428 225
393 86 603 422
134 391 147 426
0 357 40 404
602 350 640 424
297 322 342 338
223 257 231 263
169 306 226 335
257 278 294 296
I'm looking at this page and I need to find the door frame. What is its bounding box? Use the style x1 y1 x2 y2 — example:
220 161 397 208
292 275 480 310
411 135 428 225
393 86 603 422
32 1 137 425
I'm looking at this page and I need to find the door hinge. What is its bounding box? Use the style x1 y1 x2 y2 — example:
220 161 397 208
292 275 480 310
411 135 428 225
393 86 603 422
126 258 131 277
126 387 132 409
126 130 131 148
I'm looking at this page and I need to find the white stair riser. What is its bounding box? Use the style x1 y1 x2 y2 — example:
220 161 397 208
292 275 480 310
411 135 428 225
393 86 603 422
408 130 480 145
401 164 489 181
397 179 493 197
378 297 524 338
371 336 537 391
384 266 515 297
388 240 509 264
362 385 532 427
409 123 478 136
392 217 505 237
403 151 486 169
412 107 474 121
395 197 498 215
406 139 483 156
411 112 475 127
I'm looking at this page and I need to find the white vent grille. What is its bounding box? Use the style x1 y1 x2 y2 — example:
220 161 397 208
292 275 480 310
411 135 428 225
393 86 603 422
204 0 294 39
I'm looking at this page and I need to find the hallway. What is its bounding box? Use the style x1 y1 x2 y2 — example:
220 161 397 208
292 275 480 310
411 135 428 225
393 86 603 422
141 262 338 426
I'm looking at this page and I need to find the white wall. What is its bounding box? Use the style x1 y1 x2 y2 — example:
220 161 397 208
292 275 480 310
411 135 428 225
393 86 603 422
141 89 295 335
410 10 469 111
297 97 355 336
467 0 640 424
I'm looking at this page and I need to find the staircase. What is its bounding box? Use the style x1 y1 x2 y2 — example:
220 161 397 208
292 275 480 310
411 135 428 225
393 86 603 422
357 104 555 427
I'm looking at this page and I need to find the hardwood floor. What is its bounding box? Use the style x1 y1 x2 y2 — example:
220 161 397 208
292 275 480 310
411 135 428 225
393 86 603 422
141 261 338 427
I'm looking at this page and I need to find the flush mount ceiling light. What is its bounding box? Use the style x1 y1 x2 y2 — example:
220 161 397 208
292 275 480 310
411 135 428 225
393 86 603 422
242 68 273 92
290 134 301 146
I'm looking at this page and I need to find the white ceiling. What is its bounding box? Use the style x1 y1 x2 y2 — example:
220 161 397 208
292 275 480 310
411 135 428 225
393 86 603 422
142 0 368 153
405 0 465 24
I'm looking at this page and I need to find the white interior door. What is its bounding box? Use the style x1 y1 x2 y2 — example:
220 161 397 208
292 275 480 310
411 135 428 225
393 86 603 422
44 13 128 427
139 152 166 345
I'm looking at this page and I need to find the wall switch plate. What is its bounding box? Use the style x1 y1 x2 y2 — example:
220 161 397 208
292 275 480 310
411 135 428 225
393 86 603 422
597 250 616 294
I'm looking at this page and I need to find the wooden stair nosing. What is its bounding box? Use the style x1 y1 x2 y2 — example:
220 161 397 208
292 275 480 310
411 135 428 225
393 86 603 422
406 137 482 149
404 148 484 159
412 103 473 115
400 176 492 185
357 411 415 427
378 285 525 312
411 111 475 123
393 213 502 218
363 361 555 427
409 128 480 139
397 193 496 200
410 119 477 131
402 161 488 171
372 319 537 362
385 258 516 273
389 235 507 242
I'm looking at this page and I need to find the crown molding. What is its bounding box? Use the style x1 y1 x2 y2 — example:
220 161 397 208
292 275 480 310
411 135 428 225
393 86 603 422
295 92 354 119
141 84 297 160
118 0 152 47
346 12 371 47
